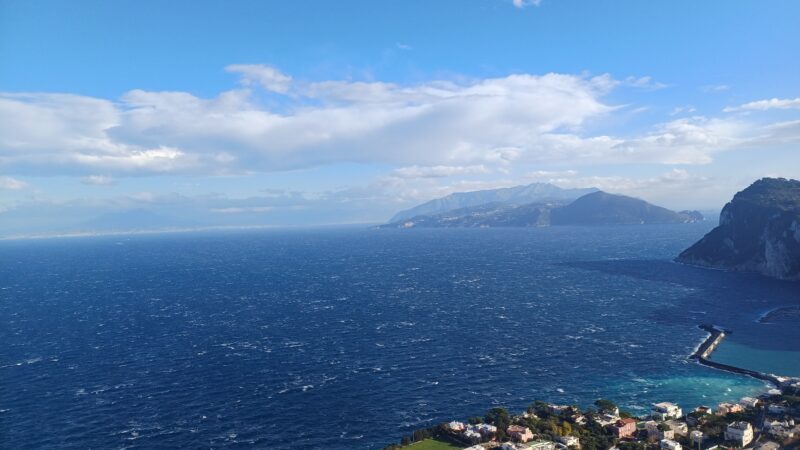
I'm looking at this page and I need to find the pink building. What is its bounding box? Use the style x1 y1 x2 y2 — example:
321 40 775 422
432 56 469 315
507 425 534 443
717 403 744 416
613 418 638 439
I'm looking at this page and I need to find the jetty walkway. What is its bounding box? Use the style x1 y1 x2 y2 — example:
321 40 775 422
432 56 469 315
689 324 787 388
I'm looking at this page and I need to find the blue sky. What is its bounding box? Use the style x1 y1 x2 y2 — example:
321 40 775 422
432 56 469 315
1 0 799 234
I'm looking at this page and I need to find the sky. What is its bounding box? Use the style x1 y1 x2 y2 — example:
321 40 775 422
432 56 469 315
1 0 799 235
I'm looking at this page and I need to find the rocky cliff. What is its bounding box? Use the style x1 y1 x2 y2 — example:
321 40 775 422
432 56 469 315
676 178 800 281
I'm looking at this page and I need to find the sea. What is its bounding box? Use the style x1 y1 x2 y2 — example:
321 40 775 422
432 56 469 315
1 223 798 449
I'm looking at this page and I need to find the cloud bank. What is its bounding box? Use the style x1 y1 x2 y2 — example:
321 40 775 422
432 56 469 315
724 97 800 112
5 65 790 179
0 176 27 190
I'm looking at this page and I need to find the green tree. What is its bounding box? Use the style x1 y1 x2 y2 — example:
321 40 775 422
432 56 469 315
532 400 552 417
595 399 617 413
485 407 511 440
485 407 511 430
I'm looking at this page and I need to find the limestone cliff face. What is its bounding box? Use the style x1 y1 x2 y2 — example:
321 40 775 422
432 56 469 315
677 178 800 281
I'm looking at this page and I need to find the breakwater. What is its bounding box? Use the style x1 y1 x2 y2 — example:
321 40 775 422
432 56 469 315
690 324 783 388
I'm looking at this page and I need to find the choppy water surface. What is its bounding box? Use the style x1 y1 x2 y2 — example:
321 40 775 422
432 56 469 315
1 224 798 449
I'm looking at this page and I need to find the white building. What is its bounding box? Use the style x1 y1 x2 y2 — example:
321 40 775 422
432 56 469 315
689 430 704 446
558 435 581 448
463 429 482 443
475 423 497 437
724 421 754 447
764 420 796 439
665 420 688 436
502 444 526 450
597 413 621 426
652 402 683 420
528 440 557 450
549 405 572 415
660 439 682 450
464 423 496 441
448 421 466 432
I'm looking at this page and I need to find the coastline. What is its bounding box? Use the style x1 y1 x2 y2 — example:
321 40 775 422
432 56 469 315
385 323 800 449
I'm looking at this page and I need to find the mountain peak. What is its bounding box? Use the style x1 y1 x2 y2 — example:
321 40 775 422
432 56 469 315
389 182 598 222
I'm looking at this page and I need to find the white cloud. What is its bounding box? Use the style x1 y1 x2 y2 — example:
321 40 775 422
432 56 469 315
624 76 668 90
128 192 157 202
0 70 618 175
0 66 797 179
225 64 293 93
724 97 800 112
0 176 27 190
527 169 700 191
670 105 696 116
390 165 491 179
530 169 721 209
612 117 745 164
512 0 542 7
526 169 578 179
81 175 115 186
0 92 204 174
702 84 731 93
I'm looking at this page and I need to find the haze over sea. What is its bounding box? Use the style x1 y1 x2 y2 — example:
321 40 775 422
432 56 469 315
1 223 798 449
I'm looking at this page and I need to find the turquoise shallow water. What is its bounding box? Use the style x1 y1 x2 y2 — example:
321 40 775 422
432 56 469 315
0 223 797 449
710 340 800 377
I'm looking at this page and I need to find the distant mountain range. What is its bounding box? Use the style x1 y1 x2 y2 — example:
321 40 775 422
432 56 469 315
389 183 599 222
382 184 702 228
677 177 800 281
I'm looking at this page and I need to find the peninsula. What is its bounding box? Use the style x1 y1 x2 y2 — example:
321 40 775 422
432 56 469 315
381 188 702 229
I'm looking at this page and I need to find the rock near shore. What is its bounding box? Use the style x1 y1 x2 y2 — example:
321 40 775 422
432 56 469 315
677 177 800 281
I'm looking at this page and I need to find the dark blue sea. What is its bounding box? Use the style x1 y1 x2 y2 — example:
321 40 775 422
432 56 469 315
1 224 798 449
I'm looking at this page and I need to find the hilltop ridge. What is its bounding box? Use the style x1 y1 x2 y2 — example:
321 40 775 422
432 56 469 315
382 190 702 228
